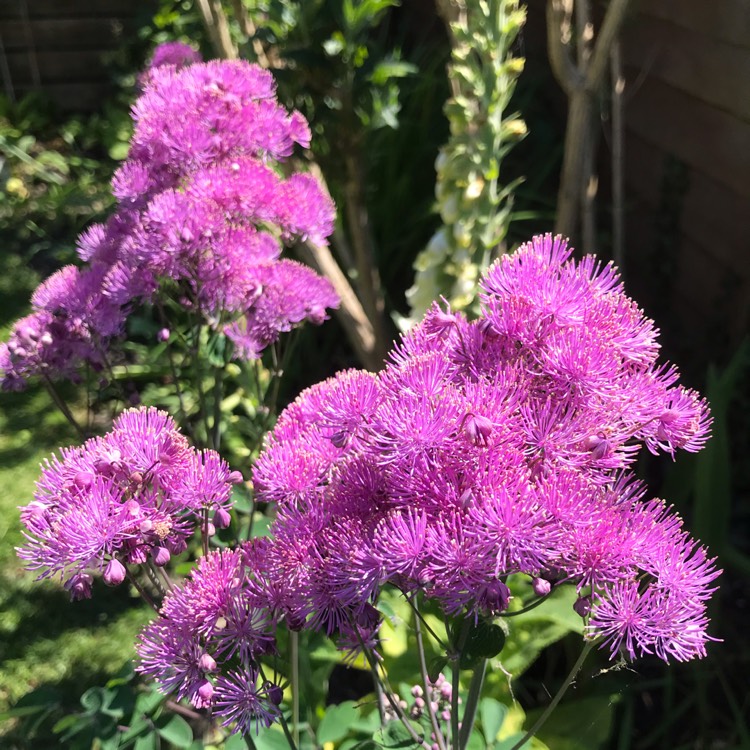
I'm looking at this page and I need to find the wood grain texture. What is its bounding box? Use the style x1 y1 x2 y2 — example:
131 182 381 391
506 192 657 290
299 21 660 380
637 0 750 50
624 133 750 277
624 72 750 200
622 15 750 123
0 19 128 51
0 0 136 21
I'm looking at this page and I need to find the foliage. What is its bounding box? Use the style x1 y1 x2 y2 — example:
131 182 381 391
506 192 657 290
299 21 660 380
407 0 527 319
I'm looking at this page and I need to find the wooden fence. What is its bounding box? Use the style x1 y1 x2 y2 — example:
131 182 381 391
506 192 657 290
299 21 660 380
522 0 750 356
0 0 141 110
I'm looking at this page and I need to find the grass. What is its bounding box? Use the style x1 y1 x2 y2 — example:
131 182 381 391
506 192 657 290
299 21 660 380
0 252 151 745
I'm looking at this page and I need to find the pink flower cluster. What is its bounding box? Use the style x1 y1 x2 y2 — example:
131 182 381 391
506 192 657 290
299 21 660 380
131 236 719 734
130 236 718 734
1 49 338 389
18 407 241 599
250 235 718 661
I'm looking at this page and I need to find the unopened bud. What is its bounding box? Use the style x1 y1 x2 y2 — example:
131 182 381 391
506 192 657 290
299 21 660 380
194 679 214 708
152 547 171 567
266 682 283 706
464 413 493 445
573 596 592 618
199 653 217 672
213 506 231 529
532 577 551 597
73 471 95 489
157 328 170 342
103 558 127 586
64 572 93 601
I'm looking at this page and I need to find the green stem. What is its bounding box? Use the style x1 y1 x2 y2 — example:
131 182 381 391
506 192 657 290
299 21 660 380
157 300 190 429
258 664 299 750
413 600 447 750
451 619 471 750
291 631 300 746
501 592 552 618
458 658 486 750
42 374 86 441
509 641 595 750
212 361 224 452
405 591 448 650
354 627 429 749
126 570 159 612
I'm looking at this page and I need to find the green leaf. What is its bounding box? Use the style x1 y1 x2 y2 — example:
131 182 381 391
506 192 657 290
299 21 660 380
480 698 508 745
254 726 290 750
109 141 130 160
529 696 618 750
156 714 194 748
318 700 359 744
134 733 159 750
80 687 108 713
349 742 380 750
373 720 423 749
465 620 506 660
224 734 248 750
369 61 418 86
427 656 447 683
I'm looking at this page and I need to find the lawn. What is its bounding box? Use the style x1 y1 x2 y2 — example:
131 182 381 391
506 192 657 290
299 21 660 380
0 252 151 745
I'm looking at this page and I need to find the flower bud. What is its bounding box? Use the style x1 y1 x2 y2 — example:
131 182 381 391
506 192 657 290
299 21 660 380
584 432 610 461
103 558 127 586
152 547 171 567
199 653 217 672
411 685 423 698
213 506 231 529
193 679 214 708
229 470 243 484
464 413 493 445
64 572 93 601
73 471 95 489
266 682 283 706
127 545 148 564
532 577 551 597
157 328 170 342
573 596 591 618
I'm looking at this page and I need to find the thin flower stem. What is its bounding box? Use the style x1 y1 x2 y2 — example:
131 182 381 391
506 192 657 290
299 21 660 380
42 374 86 441
458 659 486 750
353 627 429 750
290 631 300 746
202 507 210 557
509 640 595 750
451 619 471 750
413 600 448 750
157 563 175 592
191 319 210 446
157 301 190 428
126 570 159 612
258 664 299 750
405 592 448 651
212 361 225 452
165 700 203 721
144 562 167 598
501 592 552 618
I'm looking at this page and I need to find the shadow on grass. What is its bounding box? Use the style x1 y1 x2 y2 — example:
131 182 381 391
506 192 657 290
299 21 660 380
0 575 145 665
